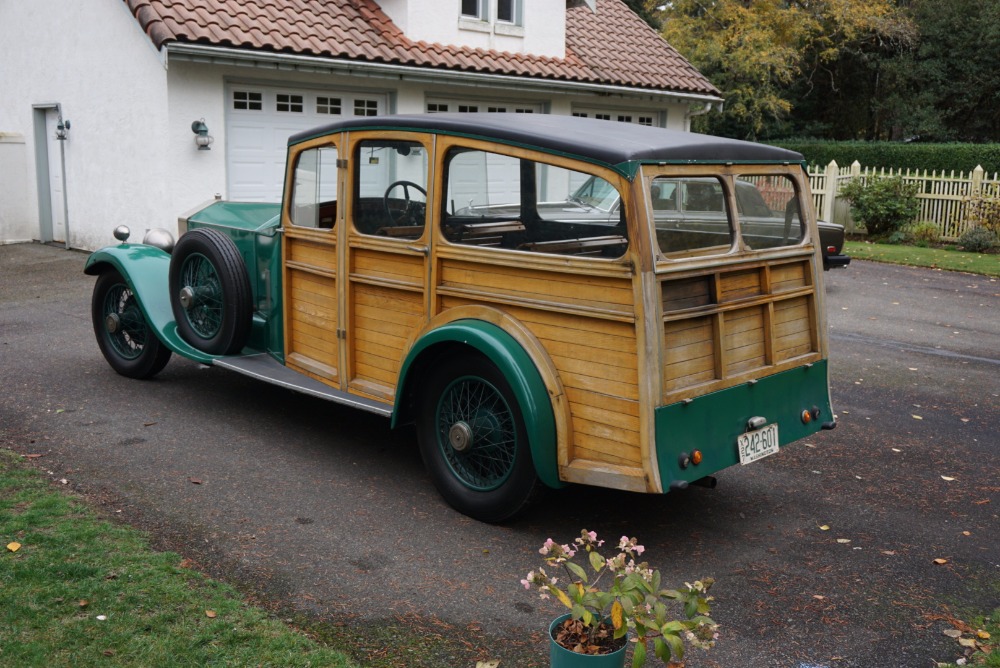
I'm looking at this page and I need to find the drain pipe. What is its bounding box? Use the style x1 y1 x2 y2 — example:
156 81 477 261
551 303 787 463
684 101 721 131
55 114 71 250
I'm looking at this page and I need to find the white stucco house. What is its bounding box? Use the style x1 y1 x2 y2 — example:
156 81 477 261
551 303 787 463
0 0 721 251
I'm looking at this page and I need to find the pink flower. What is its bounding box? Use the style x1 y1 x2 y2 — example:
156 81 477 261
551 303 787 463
539 538 556 555
634 544 645 555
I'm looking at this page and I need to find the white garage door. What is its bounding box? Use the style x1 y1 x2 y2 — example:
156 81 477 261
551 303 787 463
226 85 387 202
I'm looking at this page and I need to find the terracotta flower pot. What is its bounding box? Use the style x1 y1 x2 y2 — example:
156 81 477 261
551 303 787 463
548 614 628 668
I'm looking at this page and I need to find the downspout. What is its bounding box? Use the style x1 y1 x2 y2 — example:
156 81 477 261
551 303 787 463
57 117 71 249
684 101 720 131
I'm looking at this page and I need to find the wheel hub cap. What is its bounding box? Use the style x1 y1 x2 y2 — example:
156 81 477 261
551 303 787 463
448 421 473 452
178 286 196 309
105 312 121 334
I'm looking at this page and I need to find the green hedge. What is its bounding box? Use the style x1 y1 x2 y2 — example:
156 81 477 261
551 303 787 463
770 141 1000 175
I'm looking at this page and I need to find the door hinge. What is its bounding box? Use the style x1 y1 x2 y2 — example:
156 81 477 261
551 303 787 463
336 328 346 340
336 159 348 169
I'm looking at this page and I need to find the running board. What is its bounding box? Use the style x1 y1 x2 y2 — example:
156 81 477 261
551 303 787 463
213 353 393 417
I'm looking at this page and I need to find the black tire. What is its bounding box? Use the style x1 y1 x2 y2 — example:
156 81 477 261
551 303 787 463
416 354 539 523
91 269 172 379
169 228 252 355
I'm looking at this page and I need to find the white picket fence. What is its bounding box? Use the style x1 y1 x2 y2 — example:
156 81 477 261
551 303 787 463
807 161 1000 240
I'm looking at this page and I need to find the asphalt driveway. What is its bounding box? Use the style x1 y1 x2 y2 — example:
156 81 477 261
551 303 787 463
1 242 997 667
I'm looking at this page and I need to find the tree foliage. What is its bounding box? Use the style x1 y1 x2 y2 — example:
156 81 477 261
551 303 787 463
660 0 916 140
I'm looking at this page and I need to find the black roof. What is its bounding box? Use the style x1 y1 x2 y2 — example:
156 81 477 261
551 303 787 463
289 114 803 173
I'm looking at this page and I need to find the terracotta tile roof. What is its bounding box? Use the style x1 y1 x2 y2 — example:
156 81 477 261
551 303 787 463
124 0 720 96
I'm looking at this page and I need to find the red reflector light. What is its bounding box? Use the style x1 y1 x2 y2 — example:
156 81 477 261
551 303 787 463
827 246 836 254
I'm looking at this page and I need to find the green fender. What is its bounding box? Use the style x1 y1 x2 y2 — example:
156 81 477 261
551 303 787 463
392 319 563 489
84 245 216 364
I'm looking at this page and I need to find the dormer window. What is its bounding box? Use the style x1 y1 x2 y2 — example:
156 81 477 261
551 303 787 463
460 0 523 29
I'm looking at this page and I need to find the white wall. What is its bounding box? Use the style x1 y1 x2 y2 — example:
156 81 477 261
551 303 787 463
0 0 171 250
377 0 566 58
0 134 32 244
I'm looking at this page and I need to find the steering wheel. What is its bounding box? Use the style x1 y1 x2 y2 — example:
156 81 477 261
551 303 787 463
383 180 427 226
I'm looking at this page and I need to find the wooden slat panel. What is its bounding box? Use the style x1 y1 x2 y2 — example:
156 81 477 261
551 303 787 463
771 261 807 292
351 283 423 391
440 260 634 308
352 248 423 283
719 268 763 302
662 276 714 312
564 386 640 418
664 315 715 392
289 241 337 268
573 444 641 467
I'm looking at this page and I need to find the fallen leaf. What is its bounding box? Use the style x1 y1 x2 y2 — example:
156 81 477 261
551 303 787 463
837 538 851 544
973 499 991 505
79 600 89 608
813 595 826 600
941 476 956 481
476 661 501 668
179 558 194 569
960 418 970 423
908 367 918 371
958 637 977 648
25 454 43 459
103 650 116 657
943 629 962 638
977 630 991 639
59 478 68 484
143 422 157 427
882 550 896 556
912 415 923 420
962 531 971 536
205 610 217 618
7 542 21 552
819 525 830 531
933 558 948 565
96 615 107 621
891 448 902 453
189 478 203 485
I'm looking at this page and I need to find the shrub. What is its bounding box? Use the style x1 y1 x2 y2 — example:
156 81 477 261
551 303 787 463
772 140 1000 174
840 176 921 239
958 226 999 253
907 221 940 245
964 196 1000 235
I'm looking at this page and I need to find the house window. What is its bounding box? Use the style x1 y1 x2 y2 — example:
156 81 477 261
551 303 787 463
233 91 262 111
638 116 654 126
487 106 506 113
573 112 588 118
514 108 534 113
617 115 632 123
277 94 304 113
497 0 521 24
594 113 611 121
427 103 449 113
461 0 485 20
317 97 342 115
354 99 379 116
458 105 479 113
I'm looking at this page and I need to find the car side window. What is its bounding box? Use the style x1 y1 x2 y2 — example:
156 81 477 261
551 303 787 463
352 140 428 240
290 146 339 229
734 175 804 249
651 176 734 256
441 148 628 258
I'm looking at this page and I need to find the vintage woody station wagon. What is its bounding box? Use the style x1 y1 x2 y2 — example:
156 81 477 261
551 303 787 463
86 114 837 521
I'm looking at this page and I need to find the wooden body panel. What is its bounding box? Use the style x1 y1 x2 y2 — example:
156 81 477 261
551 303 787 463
284 234 340 384
661 257 821 403
436 253 643 476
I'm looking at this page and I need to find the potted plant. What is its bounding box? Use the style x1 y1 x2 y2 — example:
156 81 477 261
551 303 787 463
521 530 717 667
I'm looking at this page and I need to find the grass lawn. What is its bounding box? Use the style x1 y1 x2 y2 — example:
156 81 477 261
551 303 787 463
845 240 1000 277
0 449 354 668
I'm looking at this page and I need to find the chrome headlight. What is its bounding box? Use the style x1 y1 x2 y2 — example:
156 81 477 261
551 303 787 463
143 228 176 254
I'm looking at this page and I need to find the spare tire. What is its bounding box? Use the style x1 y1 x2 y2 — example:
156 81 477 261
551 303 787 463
169 228 252 355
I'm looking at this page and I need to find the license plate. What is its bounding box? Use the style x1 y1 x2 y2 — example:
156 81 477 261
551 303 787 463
738 423 779 465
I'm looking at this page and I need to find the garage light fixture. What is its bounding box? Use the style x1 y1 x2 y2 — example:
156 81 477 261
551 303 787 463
191 119 214 150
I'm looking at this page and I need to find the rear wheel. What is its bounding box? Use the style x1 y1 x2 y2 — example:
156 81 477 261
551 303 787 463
91 269 171 379
169 228 252 355
416 355 538 522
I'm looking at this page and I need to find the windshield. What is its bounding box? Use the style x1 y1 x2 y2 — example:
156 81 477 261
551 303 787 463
571 176 620 211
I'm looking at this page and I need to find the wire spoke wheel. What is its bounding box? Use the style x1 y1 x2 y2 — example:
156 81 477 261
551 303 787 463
416 354 539 523
103 283 148 360
91 269 171 379
436 375 517 491
178 252 224 339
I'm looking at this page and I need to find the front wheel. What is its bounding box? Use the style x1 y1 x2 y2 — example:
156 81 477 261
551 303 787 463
91 269 172 379
416 355 538 523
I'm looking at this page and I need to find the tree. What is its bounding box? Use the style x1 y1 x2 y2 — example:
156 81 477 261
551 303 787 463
660 0 916 140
